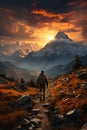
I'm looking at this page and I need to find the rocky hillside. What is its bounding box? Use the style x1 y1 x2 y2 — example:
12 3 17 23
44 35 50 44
49 65 87 129
0 65 87 130
0 75 38 130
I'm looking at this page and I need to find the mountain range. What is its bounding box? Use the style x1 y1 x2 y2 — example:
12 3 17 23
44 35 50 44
0 61 37 81
16 32 87 75
0 31 87 78
0 41 41 60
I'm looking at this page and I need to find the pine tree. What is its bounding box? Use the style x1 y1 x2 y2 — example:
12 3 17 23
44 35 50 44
20 78 25 83
72 54 82 71
29 79 36 87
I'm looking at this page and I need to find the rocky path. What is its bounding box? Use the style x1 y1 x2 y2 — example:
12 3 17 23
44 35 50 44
15 94 53 130
33 99 52 130
14 93 87 130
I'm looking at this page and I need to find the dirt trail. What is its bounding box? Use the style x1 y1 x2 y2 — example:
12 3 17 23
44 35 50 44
34 98 53 130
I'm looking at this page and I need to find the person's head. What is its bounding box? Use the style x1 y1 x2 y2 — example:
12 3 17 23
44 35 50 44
41 70 44 74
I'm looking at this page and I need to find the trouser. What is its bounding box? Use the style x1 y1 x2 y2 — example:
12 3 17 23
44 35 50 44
39 87 46 101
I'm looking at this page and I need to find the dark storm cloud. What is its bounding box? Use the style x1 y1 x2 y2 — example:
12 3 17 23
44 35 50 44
64 28 80 33
0 0 71 12
0 8 36 41
32 0 70 13
75 15 87 41
0 0 35 8
0 0 87 43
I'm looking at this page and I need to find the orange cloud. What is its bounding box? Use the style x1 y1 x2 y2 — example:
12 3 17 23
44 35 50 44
32 9 63 19
0 3 87 46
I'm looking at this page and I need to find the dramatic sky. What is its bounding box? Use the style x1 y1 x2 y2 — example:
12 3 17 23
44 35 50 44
0 0 87 46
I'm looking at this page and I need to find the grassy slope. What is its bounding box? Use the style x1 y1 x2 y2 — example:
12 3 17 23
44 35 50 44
0 66 87 129
49 67 87 117
0 79 38 130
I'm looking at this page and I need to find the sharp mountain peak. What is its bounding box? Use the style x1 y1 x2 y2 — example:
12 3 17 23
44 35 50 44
55 31 69 39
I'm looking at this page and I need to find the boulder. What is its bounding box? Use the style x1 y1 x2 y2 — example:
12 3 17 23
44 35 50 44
80 123 87 130
21 118 30 127
76 70 87 79
27 113 33 120
43 103 50 108
43 109 50 115
22 102 33 110
31 109 40 115
66 77 70 82
52 114 64 128
28 124 36 130
31 118 41 128
15 125 22 130
36 114 44 119
28 127 33 130
28 126 35 130
66 109 83 120
16 94 33 110
81 82 87 90
16 94 32 105
75 94 82 99
60 109 84 130
64 98 69 101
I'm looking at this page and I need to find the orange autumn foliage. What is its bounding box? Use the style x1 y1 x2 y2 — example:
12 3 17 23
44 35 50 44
0 79 39 130
49 72 87 114
0 110 28 130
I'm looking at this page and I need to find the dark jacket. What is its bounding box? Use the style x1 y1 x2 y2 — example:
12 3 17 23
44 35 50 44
37 73 48 87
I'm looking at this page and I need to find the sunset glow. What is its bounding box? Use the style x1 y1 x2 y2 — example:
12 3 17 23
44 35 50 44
0 0 87 47
47 35 54 41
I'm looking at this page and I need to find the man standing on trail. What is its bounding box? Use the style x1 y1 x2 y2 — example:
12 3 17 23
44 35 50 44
37 71 48 102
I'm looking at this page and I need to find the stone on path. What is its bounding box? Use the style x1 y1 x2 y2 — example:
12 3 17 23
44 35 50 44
43 109 50 115
29 127 34 130
36 114 44 119
42 103 50 108
75 94 82 99
31 108 40 115
66 109 83 119
80 123 87 130
31 118 41 127
28 124 36 130
22 118 30 126
15 125 22 130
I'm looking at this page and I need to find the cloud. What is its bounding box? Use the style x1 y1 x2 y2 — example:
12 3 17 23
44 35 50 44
0 8 37 42
64 28 80 33
0 0 87 45
32 9 59 18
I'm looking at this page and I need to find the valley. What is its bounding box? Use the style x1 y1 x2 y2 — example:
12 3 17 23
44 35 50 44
0 32 87 79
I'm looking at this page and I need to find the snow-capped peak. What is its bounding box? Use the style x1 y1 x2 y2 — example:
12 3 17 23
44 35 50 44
55 31 69 39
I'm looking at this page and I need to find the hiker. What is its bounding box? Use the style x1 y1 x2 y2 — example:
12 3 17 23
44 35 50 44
37 71 48 102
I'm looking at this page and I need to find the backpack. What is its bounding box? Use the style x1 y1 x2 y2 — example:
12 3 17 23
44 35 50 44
38 75 46 85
